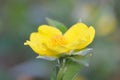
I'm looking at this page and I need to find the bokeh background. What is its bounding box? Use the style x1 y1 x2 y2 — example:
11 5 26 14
0 0 120 80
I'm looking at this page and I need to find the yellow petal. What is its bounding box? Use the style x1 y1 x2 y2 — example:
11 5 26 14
64 23 88 43
38 25 68 53
64 23 95 50
24 32 58 56
76 26 95 49
64 23 88 49
38 25 62 38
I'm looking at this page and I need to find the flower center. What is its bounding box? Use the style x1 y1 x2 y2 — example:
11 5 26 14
51 35 67 47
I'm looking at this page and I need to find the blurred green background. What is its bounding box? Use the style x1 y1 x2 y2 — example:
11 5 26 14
0 0 120 80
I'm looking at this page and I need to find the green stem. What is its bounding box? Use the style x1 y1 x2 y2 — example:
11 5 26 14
56 58 68 80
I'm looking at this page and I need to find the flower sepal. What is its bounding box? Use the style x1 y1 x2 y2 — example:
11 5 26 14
36 55 57 61
70 48 93 56
66 48 93 67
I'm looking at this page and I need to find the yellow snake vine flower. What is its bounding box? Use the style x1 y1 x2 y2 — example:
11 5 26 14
24 23 95 57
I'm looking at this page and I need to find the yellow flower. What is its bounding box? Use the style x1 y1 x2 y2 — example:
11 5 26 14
24 23 95 57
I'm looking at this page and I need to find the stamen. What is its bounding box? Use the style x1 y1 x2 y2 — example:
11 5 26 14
51 35 67 47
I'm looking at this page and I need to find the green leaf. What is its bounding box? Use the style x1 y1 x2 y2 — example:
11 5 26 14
63 61 83 80
46 18 67 33
63 49 93 80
